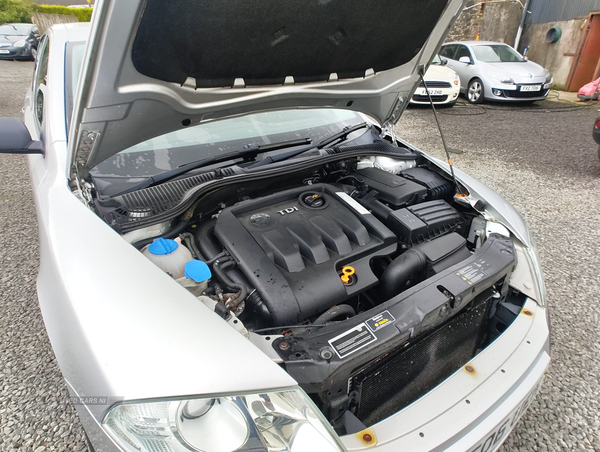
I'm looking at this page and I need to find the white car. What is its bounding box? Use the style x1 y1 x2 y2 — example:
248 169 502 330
410 54 461 106
440 41 553 104
0 1 549 451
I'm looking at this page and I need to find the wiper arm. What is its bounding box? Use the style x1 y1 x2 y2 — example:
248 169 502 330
248 122 369 169
110 138 312 197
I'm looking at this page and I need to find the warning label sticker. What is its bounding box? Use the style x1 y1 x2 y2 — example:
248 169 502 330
328 323 377 359
366 310 396 333
455 258 492 286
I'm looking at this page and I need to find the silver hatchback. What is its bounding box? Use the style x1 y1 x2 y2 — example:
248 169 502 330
441 41 553 104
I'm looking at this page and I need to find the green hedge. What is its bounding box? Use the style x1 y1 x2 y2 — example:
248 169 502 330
36 4 93 22
0 0 35 24
0 0 93 25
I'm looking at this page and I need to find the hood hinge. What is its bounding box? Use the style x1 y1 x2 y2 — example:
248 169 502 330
70 129 101 206
381 95 405 143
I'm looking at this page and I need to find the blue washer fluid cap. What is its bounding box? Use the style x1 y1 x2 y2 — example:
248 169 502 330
185 260 212 283
148 237 179 255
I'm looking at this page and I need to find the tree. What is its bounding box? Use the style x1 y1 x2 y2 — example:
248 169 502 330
0 0 34 24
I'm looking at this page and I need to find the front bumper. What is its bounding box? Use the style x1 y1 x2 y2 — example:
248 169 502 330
0 45 33 59
486 82 552 102
341 298 550 451
410 84 460 105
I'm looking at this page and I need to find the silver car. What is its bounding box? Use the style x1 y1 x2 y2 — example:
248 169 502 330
0 1 549 451
440 41 553 104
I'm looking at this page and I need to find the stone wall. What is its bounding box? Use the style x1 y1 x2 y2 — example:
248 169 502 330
32 12 78 34
446 0 522 44
480 1 522 45
446 0 485 42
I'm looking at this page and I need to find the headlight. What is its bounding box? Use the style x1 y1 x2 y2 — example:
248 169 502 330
524 233 546 306
545 74 553 84
489 72 514 84
453 74 460 86
103 389 344 452
13 39 26 48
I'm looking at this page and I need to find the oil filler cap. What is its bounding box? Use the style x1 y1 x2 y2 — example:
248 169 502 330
340 266 355 284
303 193 326 208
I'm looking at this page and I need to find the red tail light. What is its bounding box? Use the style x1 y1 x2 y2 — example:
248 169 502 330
596 119 600 129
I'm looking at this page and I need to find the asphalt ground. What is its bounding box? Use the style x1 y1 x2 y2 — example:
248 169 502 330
1 58 600 451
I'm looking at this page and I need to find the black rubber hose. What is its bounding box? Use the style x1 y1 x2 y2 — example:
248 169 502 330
379 249 427 299
132 219 191 250
180 232 204 260
213 260 248 303
313 304 356 325
363 198 393 221
195 219 222 258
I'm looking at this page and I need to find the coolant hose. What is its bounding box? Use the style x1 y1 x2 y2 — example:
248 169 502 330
313 304 356 325
379 249 427 299
213 260 248 303
180 232 204 260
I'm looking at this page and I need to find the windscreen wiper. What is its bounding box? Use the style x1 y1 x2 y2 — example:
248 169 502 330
248 122 369 169
110 138 312 197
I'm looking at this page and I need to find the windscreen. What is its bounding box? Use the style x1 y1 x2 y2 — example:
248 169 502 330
0 24 30 35
472 45 524 63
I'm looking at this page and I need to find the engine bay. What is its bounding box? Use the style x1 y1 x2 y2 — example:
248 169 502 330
95 142 525 433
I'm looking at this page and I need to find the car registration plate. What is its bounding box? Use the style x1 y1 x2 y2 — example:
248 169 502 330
0 50 10 54
520 85 541 92
417 88 443 96
468 378 544 452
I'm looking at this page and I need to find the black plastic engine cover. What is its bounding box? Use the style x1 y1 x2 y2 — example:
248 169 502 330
214 184 396 326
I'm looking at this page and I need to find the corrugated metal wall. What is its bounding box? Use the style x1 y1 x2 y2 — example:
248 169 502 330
529 0 600 24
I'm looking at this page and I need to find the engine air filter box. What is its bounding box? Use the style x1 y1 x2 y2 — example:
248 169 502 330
388 199 463 245
400 167 454 200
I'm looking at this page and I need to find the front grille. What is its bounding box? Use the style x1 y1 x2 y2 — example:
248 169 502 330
504 88 548 99
418 81 452 88
353 300 492 426
412 94 449 103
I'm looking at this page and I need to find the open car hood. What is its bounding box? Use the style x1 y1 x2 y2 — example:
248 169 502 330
68 0 467 178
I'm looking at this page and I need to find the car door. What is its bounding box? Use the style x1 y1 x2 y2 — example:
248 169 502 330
448 44 475 90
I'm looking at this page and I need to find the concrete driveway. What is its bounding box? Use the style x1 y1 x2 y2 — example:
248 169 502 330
1 58 600 451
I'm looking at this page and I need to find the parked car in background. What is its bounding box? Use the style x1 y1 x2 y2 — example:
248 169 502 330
410 54 460 106
0 0 549 450
0 23 40 60
440 41 553 104
594 115 600 159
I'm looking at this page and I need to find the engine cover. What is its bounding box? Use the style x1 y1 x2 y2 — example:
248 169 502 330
214 184 396 326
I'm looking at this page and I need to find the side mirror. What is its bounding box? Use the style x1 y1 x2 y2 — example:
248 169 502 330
0 118 44 155
440 57 448 66
459 56 472 64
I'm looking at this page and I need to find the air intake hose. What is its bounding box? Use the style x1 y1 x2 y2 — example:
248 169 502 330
379 249 427 299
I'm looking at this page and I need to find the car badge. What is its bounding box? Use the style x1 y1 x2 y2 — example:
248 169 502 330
528 73 533 79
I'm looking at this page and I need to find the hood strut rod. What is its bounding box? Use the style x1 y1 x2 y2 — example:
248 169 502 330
418 68 463 196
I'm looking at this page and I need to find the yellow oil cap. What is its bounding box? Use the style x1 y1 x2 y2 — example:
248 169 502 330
340 266 355 284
